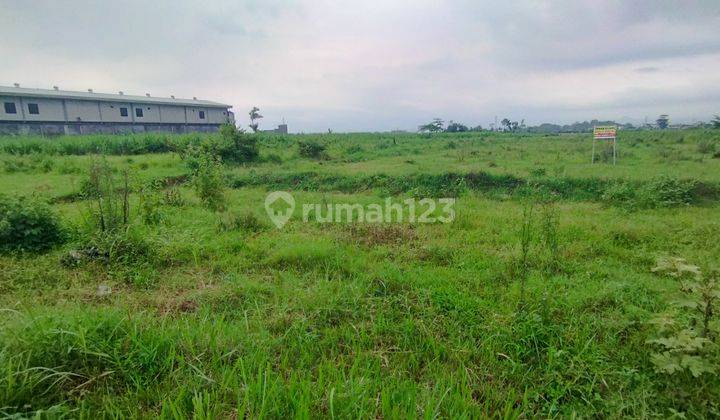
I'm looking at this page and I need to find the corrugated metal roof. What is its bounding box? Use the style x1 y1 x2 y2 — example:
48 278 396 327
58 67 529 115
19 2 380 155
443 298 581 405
0 85 232 108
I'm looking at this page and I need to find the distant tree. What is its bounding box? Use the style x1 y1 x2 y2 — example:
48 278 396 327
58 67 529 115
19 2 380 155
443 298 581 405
418 118 444 133
656 114 669 129
500 118 520 132
249 106 263 133
446 121 469 133
500 118 511 131
470 125 483 132
712 115 720 129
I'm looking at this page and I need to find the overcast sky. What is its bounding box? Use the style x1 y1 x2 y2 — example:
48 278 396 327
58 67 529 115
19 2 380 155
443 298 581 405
1 0 719 132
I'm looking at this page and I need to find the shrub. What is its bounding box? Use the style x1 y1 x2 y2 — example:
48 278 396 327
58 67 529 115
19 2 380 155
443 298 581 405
298 140 327 159
697 140 717 155
345 144 364 155
0 195 65 252
192 154 226 211
215 123 259 163
139 188 166 225
601 182 638 208
603 178 699 209
162 186 186 207
641 176 697 208
217 211 267 233
81 161 131 232
180 124 259 167
262 153 283 164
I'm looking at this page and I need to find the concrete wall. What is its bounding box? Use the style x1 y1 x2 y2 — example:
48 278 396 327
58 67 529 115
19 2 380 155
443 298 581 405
185 107 208 124
65 99 101 122
159 105 187 124
131 104 161 123
99 102 133 123
0 121 223 136
207 108 232 124
21 97 66 122
0 96 23 121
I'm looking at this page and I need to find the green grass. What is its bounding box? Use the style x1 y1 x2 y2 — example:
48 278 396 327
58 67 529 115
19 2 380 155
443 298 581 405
1 129 720 417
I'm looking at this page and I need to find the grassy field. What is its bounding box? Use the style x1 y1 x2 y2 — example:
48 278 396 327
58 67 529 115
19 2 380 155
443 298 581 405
1 129 720 418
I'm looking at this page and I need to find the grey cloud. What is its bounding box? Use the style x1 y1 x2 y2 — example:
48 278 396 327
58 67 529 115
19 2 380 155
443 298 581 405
634 66 660 73
1 0 718 132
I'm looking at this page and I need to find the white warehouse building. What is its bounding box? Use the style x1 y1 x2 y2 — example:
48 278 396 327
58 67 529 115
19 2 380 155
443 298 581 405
0 84 234 135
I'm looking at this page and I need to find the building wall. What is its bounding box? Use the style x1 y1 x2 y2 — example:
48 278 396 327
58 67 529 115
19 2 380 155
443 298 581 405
99 102 133 123
158 105 187 124
131 104 161 123
0 96 24 121
65 99 101 122
185 107 207 124
0 121 223 136
208 108 230 124
20 97 66 122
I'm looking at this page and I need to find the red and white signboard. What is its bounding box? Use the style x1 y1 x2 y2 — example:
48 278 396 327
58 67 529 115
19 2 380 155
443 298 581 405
593 126 617 139
592 126 618 165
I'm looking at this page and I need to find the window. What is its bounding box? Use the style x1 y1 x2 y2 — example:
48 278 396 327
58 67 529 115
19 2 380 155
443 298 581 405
3 102 16 114
120 107 128 117
135 108 143 118
199 110 205 120
28 103 39 115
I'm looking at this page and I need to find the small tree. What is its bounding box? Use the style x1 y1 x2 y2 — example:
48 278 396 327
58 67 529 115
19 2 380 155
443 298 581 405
500 118 519 132
446 121 469 133
501 118 511 131
712 115 720 129
657 114 670 129
249 106 263 133
418 118 444 133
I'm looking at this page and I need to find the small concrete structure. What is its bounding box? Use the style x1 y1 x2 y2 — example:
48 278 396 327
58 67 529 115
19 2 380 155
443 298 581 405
0 85 234 135
261 124 288 134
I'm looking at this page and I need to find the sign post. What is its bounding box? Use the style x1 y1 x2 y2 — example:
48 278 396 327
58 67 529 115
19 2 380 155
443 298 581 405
592 126 617 165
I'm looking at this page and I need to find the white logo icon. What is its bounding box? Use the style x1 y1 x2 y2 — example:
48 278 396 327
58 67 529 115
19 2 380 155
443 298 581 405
265 191 295 229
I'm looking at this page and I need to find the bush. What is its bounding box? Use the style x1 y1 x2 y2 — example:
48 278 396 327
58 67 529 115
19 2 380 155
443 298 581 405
180 124 259 167
298 140 328 159
217 211 267 233
0 195 65 252
697 140 717 155
641 176 697 208
81 161 131 232
601 183 638 208
262 153 283 164
602 178 699 209
215 123 259 163
192 154 226 211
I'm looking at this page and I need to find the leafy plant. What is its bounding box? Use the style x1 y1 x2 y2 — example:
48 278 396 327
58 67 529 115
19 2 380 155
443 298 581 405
81 161 131 233
181 124 259 168
298 141 328 159
0 194 65 252
648 257 719 377
139 186 166 225
191 154 226 211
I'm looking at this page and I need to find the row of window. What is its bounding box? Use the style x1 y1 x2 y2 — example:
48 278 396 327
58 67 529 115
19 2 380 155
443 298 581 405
4 102 39 115
3 102 208 119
